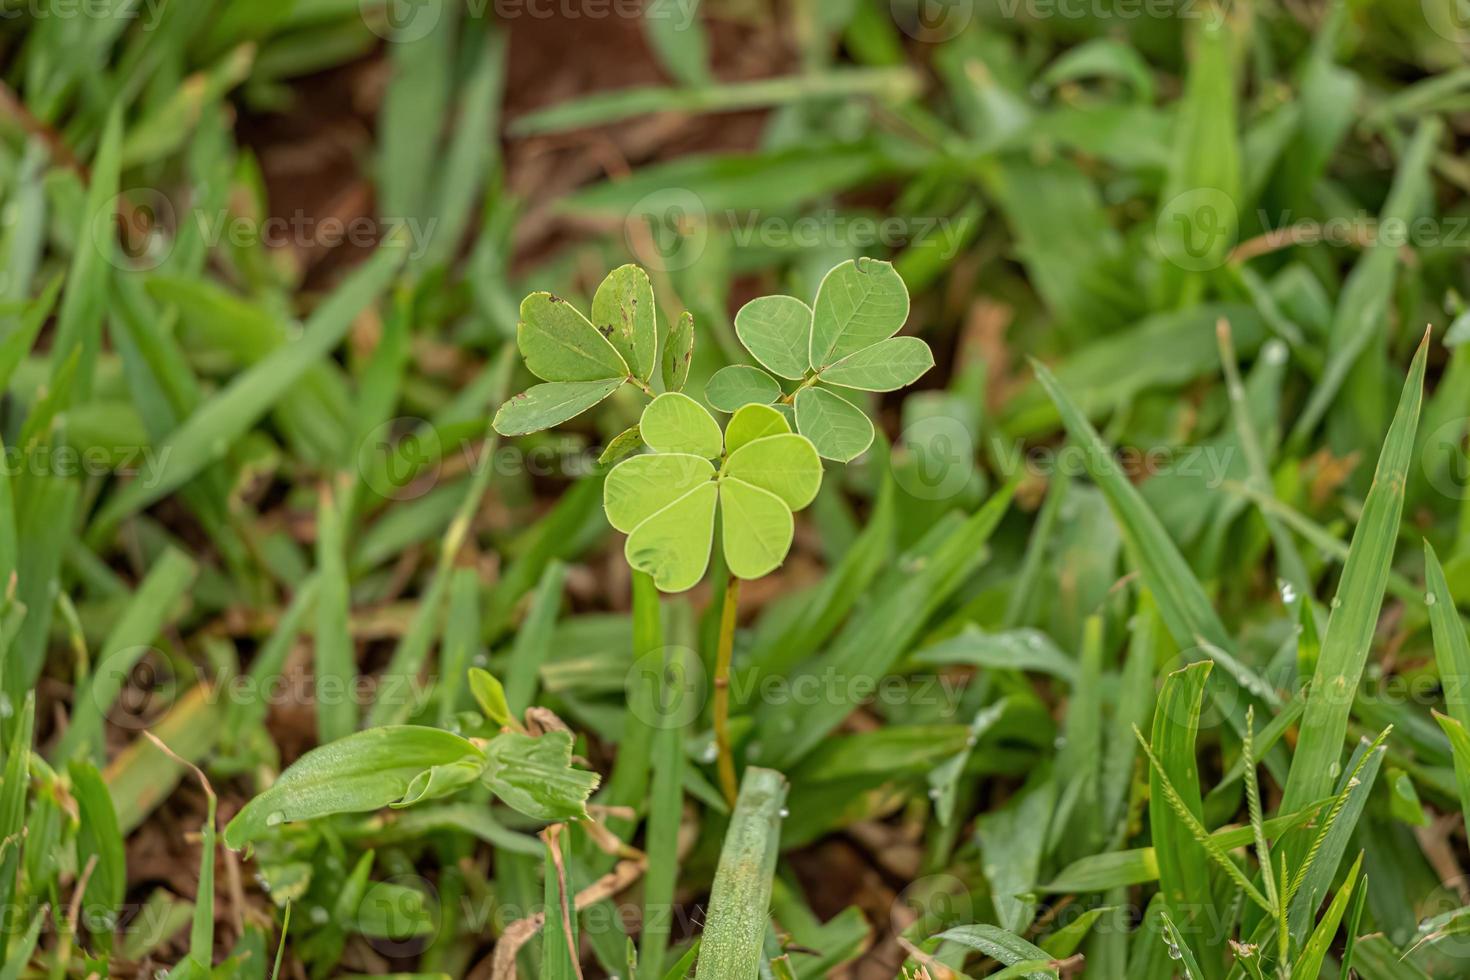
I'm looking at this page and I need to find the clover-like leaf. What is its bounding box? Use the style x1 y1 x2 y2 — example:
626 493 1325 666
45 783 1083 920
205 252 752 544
224 727 486 848
624 482 718 592
820 336 934 392
604 453 716 532
707 364 782 413
592 264 657 384
641 392 723 457
662 310 694 393
725 403 791 453
493 378 624 436
723 432 822 510
720 477 794 579
794 386 875 462
809 258 910 370
599 424 644 465
481 730 600 821
518 292 628 382
735 295 812 380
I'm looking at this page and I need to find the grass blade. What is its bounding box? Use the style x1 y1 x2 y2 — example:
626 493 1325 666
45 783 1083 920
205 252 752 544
693 768 787 980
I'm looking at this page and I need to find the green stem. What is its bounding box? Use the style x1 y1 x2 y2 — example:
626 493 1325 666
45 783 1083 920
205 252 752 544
713 575 741 807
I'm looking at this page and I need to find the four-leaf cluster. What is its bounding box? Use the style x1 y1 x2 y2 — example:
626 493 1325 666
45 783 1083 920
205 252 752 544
491 257 932 594
606 397 822 592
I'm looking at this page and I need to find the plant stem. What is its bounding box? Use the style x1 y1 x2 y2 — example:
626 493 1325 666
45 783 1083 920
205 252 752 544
713 574 741 807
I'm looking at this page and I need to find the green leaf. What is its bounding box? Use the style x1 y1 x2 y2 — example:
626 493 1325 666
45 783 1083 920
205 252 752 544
518 292 628 382
493 378 624 436
223 727 486 849
1426 541 1470 734
1279 331 1429 819
592 264 657 383
625 482 718 593
662 310 694 393
693 768 787 980
794 386 874 462
1157 910 1207 980
1146 663 1222 963
599 424 644 465
720 478 794 579
809 257 909 369
725 403 791 454
936 925 1054 979
819 336 934 391
481 731 600 821
1293 853 1364 980
604 453 716 532
706 364 782 412
641 392 723 457
468 668 513 729
1435 712 1470 842
722 432 822 510
734 295 812 380
70 761 125 952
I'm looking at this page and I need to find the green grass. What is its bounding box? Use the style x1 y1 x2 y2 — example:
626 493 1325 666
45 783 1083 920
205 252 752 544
0 0 1468 977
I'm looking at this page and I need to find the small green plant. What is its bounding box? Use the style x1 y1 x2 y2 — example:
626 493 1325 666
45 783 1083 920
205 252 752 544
493 257 933 800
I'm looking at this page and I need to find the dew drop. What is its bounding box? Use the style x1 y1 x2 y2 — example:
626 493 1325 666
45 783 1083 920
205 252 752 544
778 807 790 818
265 811 286 827
1426 592 1438 606
1278 579 1297 604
